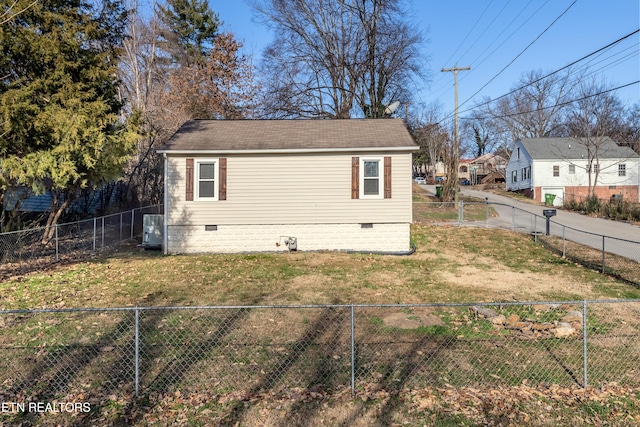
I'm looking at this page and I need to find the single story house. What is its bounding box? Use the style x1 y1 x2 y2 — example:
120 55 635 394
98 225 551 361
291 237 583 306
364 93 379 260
506 137 640 206
158 119 418 254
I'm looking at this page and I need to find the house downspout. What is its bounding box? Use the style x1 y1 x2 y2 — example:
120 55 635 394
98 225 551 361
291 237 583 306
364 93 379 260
163 153 168 255
636 158 639 202
531 161 535 201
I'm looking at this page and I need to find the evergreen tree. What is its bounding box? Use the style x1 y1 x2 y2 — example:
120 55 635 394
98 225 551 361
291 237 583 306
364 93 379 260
0 0 139 238
157 0 220 65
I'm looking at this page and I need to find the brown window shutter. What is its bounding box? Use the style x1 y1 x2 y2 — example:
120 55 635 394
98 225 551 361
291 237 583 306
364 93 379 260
384 156 392 198
185 158 194 201
219 157 227 200
351 157 359 199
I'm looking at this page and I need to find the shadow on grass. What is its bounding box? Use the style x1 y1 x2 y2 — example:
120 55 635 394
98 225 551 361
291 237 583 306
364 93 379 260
537 236 640 289
79 286 260 425
3 302 349 426
336 332 450 427
217 307 350 426
3 309 144 426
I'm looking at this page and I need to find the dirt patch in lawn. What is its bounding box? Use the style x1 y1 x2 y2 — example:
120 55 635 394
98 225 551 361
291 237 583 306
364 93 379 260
439 263 595 299
382 309 445 329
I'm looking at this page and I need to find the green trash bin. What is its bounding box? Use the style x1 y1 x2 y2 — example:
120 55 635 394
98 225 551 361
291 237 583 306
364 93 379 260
435 185 443 197
544 193 556 205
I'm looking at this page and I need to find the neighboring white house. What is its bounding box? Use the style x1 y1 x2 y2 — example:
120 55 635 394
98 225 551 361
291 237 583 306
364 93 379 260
158 119 418 254
506 137 640 206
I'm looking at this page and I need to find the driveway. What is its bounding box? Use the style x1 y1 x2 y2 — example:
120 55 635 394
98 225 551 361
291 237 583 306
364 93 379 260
421 184 640 261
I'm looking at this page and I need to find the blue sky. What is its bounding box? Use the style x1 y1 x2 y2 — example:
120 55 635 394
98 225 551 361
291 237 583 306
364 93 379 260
212 0 639 118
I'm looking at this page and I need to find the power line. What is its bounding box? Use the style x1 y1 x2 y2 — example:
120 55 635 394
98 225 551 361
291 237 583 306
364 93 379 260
454 0 512 66
460 0 547 82
430 1 495 94
441 0 495 68
453 0 578 117
587 48 639 76
461 80 640 122
457 29 640 115
429 1 528 101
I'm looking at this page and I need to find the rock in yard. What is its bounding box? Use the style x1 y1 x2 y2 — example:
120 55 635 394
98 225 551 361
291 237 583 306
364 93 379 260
560 311 583 324
553 322 576 338
533 304 561 312
531 322 554 331
490 315 506 326
505 321 531 332
505 314 520 325
470 306 498 319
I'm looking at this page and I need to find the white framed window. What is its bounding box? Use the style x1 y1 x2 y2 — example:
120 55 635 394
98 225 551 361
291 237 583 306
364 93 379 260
569 164 575 174
619 163 626 177
360 157 383 199
512 170 517 183
553 165 560 177
195 159 219 200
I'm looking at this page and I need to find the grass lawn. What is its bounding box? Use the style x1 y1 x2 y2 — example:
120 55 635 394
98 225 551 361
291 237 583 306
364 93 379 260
2 225 639 310
3 225 640 426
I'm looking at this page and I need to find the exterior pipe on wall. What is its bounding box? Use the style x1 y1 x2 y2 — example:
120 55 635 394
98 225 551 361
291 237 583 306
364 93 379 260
163 153 168 255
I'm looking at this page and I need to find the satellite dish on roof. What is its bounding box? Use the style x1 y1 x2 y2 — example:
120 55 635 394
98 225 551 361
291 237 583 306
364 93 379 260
384 101 400 116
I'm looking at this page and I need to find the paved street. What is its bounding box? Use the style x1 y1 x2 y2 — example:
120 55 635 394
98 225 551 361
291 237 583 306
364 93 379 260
421 184 640 262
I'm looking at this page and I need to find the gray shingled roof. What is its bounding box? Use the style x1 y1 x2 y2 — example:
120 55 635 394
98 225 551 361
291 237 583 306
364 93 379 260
158 119 418 152
520 137 639 160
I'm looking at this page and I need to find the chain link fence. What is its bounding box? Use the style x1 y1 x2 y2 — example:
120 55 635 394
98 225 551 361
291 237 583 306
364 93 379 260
0 205 163 278
1 301 639 405
414 201 640 285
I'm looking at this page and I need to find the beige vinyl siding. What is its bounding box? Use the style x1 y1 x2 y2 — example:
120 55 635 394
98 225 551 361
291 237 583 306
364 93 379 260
167 152 412 226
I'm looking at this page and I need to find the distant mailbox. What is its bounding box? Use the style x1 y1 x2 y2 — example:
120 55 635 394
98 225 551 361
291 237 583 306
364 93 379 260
542 209 556 236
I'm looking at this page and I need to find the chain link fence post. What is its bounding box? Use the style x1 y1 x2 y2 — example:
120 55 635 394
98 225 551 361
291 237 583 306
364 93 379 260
101 216 105 249
93 217 97 251
135 307 140 396
602 236 606 273
350 305 355 396
485 198 489 228
582 301 588 388
131 209 135 240
55 224 59 262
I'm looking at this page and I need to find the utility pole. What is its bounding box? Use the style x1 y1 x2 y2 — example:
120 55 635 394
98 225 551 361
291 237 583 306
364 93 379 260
441 66 470 205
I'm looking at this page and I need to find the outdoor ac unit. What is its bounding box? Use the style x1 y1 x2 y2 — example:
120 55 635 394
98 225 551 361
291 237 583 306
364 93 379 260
142 214 163 249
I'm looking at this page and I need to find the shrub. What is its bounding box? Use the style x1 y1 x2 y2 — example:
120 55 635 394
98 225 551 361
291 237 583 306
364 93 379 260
563 197 581 211
585 195 601 214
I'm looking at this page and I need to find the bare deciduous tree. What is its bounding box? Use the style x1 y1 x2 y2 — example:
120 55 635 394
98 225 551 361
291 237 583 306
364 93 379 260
117 0 259 207
252 0 424 119
410 108 462 202
484 69 576 145
565 78 629 196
